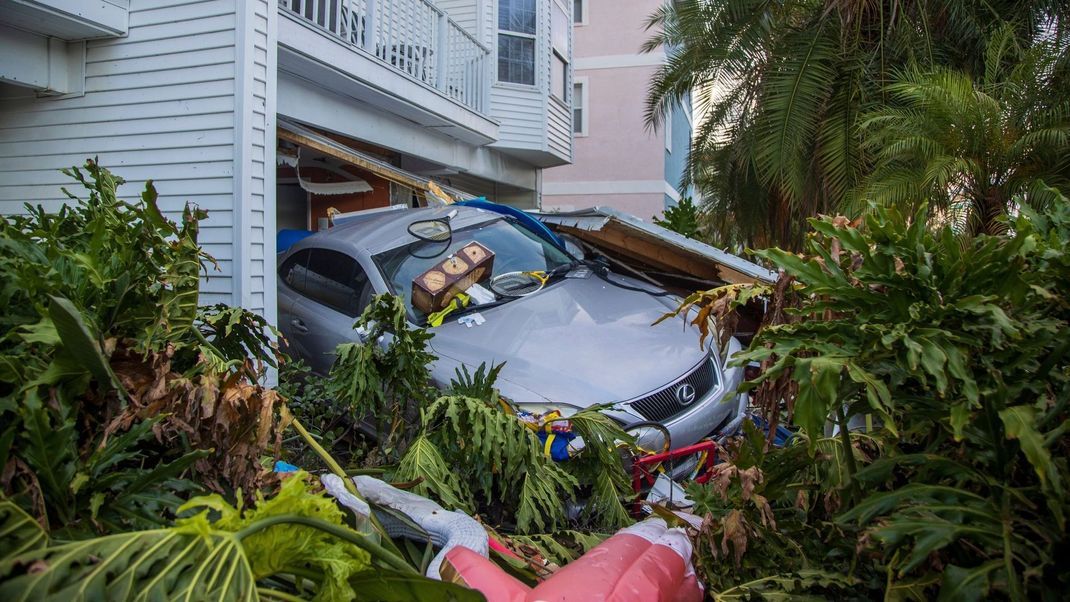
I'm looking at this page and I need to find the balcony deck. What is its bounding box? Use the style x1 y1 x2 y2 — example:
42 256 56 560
280 0 489 115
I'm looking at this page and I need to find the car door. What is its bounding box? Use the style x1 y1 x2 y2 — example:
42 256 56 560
286 248 373 374
277 248 311 359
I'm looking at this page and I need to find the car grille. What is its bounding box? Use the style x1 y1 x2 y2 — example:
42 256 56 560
628 358 718 422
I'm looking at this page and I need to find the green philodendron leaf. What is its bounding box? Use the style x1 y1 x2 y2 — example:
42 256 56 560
0 500 47 559
999 406 1062 494
793 357 845 445
0 473 396 602
347 570 486 602
935 561 1000 601
16 318 60 346
949 403 972 441
0 517 257 601
46 295 124 396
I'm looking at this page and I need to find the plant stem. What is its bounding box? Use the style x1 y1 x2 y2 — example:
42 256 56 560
284 407 407 559
834 404 858 477
236 514 417 574
290 414 360 499
1001 491 1025 601
835 403 859 505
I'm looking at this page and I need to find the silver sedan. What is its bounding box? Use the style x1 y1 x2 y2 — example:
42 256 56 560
277 205 745 452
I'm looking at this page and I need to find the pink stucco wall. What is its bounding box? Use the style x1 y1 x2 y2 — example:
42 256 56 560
541 0 670 219
574 0 661 57
541 193 665 219
551 66 663 183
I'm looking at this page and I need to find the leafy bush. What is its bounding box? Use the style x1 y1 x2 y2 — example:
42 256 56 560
677 199 1070 598
383 360 633 534
326 294 437 459
0 161 284 536
0 474 479 602
653 196 702 239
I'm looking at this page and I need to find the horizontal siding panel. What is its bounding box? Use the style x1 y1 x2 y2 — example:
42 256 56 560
0 146 233 172
87 62 234 92
129 13 237 43
200 279 234 295
547 98 571 158
86 30 234 61
0 129 234 158
11 81 235 113
85 47 234 77
0 97 234 128
129 0 234 27
0 113 235 142
0 176 236 199
0 161 234 185
130 0 220 13
0 193 237 214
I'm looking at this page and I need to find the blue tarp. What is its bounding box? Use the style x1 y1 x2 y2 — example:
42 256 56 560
277 228 314 253
455 198 566 250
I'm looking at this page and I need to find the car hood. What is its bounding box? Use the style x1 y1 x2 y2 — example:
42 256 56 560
428 275 709 407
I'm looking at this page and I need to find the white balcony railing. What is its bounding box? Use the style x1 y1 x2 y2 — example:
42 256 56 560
281 0 490 114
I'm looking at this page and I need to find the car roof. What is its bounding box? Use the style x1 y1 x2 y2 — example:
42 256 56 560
292 205 501 256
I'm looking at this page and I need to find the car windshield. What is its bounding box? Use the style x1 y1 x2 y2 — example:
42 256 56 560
373 217 573 322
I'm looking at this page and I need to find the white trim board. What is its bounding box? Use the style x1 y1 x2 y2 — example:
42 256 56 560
574 52 666 71
543 179 681 201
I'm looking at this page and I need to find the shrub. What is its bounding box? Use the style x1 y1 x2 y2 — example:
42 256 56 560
676 199 1070 598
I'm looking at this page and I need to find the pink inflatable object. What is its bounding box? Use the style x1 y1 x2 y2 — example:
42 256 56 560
444 519 703 602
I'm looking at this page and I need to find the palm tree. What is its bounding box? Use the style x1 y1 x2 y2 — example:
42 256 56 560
644 0 1069 249
857 31 1070 235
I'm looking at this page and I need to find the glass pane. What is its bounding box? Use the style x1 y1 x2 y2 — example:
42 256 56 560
498 0 536 34
280 249 312 292
573 0 582 23
572 82 583 132
551 53 567 100
551 1 568 53
498 34 535 85
305 249 364 315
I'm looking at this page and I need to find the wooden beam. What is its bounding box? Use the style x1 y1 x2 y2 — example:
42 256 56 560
559 224 759 285
278 128 430 192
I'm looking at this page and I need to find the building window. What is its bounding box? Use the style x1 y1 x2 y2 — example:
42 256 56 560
550 0 570 101
573 0 585 24
498 0 536 85
573 78 588 136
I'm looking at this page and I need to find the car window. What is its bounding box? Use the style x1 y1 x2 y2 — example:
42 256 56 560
279 249 312 293
294 249 371 317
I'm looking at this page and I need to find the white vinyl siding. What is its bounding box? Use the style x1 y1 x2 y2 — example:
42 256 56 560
489 0 571 165
436 0 480 38
233 0 276 317
0 0 274 318
547 96 571 159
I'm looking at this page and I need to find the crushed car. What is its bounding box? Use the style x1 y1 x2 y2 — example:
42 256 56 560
277 203 768 463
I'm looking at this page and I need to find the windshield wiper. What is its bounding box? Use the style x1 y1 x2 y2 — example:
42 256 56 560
452 297 512 319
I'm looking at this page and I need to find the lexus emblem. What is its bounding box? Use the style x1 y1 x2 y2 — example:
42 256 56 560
675 383 697 406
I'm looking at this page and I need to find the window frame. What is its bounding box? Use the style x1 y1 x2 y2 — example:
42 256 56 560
549 0 570 102
497 0 538 87
664 105 673 152
572 0 587 25
296 248 373 318
279 249 312 295
572 76 588 136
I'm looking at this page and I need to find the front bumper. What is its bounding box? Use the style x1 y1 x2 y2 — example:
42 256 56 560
609 339 747 452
